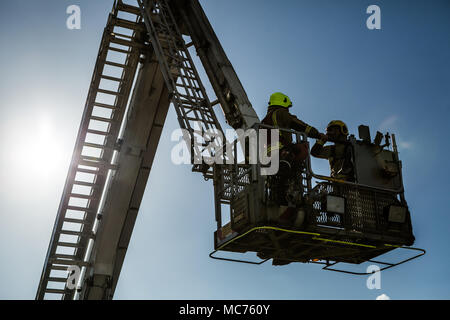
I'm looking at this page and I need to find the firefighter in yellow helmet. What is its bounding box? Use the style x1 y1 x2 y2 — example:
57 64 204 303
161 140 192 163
311 120 355 181
261 92 326 183
261 92 326 222
262 92 326 148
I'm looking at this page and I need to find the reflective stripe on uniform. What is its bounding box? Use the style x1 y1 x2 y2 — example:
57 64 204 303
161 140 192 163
271 110 279 127
268 109 283 153
305 125 312 135
267 142 283 154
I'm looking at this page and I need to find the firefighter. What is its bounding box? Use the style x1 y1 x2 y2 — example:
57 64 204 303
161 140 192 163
262 92 323 171
261 92 326 179
262 92 326 150
311 120 355 182
258 93 327 266
261 92 326 218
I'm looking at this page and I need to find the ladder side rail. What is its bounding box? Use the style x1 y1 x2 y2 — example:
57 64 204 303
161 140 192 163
138 0 226 170
138 0 204 163
71 35 139 298
36 16 115 300
71 21 143 272
65 11 144 300
36 3 143 300
158 0 224 139
79 54 172 299
173 0 260 130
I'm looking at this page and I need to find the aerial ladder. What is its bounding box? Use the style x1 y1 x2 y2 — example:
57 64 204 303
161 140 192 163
36 0 424 300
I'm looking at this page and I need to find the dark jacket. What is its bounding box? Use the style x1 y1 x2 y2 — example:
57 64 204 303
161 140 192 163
262 106 321 147
311 139 355 181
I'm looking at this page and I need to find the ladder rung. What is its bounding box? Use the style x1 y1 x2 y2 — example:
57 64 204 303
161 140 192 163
89 116 114 123
59 230 91 237
65 205 93 212
109 36 141 48
177 77 201 87
75 167 99 175
179 101 205 108
185 117 216 125
53 254 77 260
44 288 66 294
112 17 144 31
49 265 71 271
175 77 200 85
101 74 123 82
179 98 200 105
66 206 94 214
175 74 198 82
104 60 128 69
86 129 109 136
111 32 134 40
97 88 122 96
79 158 103 166
108 46 131 55
93 102 116 109
47 277 68 283
117 2 141 15
82 142 116 152
83 142 106 150
57 242 82 248
78 159 118 171
63 217 90 225
177 64 195 72
79 156 108 166
176 84 201 92
51 259 90 267
178 93 202 101
69 193 94 200
72 180 96 187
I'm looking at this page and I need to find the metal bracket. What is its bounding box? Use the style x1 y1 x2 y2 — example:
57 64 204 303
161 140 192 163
209 250 270 265
309 245 426 275
209 226 426 275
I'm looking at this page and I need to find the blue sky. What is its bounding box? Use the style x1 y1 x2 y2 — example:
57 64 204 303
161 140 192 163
0 0 449 299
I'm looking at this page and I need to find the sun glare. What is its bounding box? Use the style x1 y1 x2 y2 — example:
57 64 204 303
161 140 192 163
10 114 69 182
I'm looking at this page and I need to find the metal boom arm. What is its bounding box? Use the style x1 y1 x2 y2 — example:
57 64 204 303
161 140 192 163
37 0 260 300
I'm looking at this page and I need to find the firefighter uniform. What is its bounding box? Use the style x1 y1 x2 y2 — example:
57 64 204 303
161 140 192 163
261 92 323 208
261 92 322 153
258 93 325 266
311 120 355 181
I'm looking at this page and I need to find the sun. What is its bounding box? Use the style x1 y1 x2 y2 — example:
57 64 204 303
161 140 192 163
8 112 69 182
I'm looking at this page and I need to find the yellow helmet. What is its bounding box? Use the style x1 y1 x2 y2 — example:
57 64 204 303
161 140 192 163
268 92 292 108
327 120 349 136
